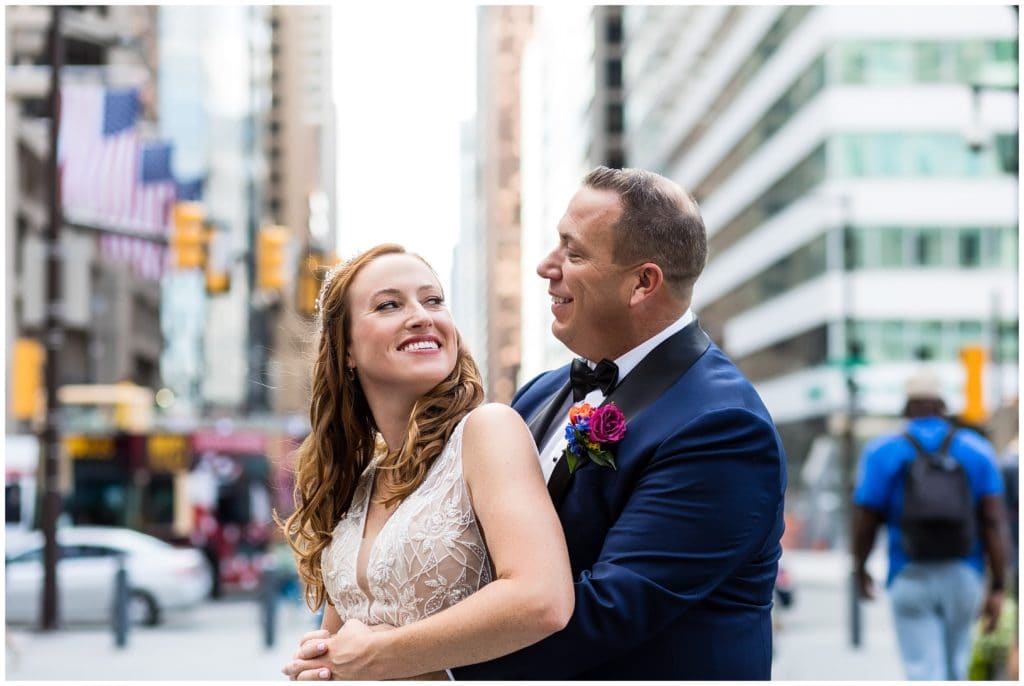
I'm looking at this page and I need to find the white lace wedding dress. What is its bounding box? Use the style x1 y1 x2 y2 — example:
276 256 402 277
321 416 494 627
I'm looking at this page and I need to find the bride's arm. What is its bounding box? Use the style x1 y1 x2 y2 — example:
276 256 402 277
320 603 342 632
288 402 574 680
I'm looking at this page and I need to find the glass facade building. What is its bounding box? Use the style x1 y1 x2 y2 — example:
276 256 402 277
624 6 1018 524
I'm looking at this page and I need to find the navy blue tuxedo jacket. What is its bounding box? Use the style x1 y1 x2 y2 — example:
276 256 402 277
453 321 786 680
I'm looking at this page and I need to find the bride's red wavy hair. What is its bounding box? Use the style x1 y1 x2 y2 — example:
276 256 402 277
276 244 484 611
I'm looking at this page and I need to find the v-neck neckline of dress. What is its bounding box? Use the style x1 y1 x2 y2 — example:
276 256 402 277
354 458 406 603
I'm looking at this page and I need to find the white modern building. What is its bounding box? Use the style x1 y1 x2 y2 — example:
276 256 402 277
624 6 1018 471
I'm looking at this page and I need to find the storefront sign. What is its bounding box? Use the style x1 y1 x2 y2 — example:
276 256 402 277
147 434 192 473
64 435 115 460
192 430 266 455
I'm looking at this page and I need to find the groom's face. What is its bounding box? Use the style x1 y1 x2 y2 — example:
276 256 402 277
538 186 634 362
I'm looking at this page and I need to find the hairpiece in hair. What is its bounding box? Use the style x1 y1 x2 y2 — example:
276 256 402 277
314 254 361 327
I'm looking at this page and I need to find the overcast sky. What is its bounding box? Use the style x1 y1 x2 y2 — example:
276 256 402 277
332 5 477 296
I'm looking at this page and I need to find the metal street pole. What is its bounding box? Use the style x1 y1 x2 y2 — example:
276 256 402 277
840 196 863 648
245 6 269 416
41 4 65 631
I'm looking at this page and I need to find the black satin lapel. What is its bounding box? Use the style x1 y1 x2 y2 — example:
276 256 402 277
603 320 712 421
527 380 571 447
547 452 571 504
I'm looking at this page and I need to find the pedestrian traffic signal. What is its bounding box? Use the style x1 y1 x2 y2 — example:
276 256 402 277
11 338 44 421
256 226 288 291
960 345 987 425
171 202 206 270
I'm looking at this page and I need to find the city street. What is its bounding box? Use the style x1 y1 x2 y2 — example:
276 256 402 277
5 549 904 681
5 594 320 681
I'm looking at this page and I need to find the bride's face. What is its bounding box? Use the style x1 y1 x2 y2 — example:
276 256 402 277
344 253 458 399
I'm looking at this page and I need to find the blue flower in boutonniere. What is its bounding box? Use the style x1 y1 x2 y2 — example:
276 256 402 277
562 402 626 474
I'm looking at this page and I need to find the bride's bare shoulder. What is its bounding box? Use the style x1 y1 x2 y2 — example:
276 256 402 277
464 402 522 429
461 403 536 466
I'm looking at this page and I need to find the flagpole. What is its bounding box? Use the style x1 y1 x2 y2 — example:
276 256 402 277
41 4 64 631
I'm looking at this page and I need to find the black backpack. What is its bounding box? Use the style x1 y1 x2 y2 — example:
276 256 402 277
900 428 977 561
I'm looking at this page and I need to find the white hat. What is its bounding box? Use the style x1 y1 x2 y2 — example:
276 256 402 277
905 370 943 400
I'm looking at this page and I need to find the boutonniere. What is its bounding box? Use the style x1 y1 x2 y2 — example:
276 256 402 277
562 402 627 474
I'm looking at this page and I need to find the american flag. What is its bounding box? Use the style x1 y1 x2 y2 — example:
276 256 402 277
59 84 177 281
59 84 140 226
101 141 177 281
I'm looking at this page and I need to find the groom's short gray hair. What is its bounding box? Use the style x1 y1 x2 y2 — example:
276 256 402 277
584 166 708 296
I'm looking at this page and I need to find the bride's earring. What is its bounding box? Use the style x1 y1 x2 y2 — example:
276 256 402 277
346 367 356 381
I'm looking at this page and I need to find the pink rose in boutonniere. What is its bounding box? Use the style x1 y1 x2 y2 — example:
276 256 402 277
562 402 627 474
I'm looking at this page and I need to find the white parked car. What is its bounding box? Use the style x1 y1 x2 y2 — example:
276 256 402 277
5 526 212 626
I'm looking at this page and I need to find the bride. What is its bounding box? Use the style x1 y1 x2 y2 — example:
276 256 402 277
279 244 573 680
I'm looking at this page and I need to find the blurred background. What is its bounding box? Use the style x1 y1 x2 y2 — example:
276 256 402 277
4 4 1019 680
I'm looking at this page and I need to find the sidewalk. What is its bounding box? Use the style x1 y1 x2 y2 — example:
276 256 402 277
772 548 905 680
5 595 318 681
6 550 905 681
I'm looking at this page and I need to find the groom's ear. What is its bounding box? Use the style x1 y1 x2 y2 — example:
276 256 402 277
629 263 664 306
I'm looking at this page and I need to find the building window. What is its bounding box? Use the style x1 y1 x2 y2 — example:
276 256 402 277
734 324 829 383
695 56 826 202
606 58 623 89
606 103 624 133
911 228 942 266
844 227 865 269
879 227 904 267
667 6 812 167
833 39 1018 85
959 229 982 267
605 15 623 43
834 133 1009 178
847 318 1015 364
698 234 828 340
994 133 1018 174
708 144 827 257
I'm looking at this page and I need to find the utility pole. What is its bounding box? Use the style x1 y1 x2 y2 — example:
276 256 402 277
839 196 863 648
245 6 270 415
41 4 64 631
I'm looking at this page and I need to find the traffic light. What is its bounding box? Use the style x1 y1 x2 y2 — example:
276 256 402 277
171 202 206 270
11 338 45 421
297 254 321 315
960 344 987 425
257 225 288 291
206 269 230 295
204 222 231 295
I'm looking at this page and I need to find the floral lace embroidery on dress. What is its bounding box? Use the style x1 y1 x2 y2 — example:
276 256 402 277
321 416 494 626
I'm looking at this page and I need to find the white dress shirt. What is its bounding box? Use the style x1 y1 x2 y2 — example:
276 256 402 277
536 309 695 482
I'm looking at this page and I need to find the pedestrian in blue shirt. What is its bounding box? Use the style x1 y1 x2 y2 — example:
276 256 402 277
852 370 1009 681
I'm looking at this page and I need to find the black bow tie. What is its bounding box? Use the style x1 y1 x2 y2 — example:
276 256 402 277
570 358 619 402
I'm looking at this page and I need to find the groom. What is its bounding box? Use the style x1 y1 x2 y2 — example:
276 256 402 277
453 166 786 679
